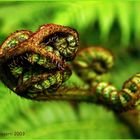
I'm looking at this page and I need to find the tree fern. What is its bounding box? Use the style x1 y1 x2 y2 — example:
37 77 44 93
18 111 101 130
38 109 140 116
0 1 139 139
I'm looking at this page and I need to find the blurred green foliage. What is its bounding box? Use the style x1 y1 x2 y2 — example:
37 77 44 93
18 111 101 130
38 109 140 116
0 1 140 138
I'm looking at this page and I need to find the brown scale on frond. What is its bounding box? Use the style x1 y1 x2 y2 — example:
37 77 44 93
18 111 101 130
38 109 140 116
0 24 79 100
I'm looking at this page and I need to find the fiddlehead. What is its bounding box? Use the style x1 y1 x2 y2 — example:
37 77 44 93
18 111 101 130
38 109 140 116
0 24 139 112
73 46 140 112
0 24 79 100
72 46 114 84
92 73 140 111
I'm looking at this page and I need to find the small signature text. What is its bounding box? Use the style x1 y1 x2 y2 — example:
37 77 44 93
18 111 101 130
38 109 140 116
0 131 25 137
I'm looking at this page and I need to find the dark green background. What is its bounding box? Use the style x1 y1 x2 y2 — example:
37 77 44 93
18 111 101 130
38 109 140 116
0 1 140 138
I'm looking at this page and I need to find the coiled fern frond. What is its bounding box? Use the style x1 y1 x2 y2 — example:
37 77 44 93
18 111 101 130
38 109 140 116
0 1 140 139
